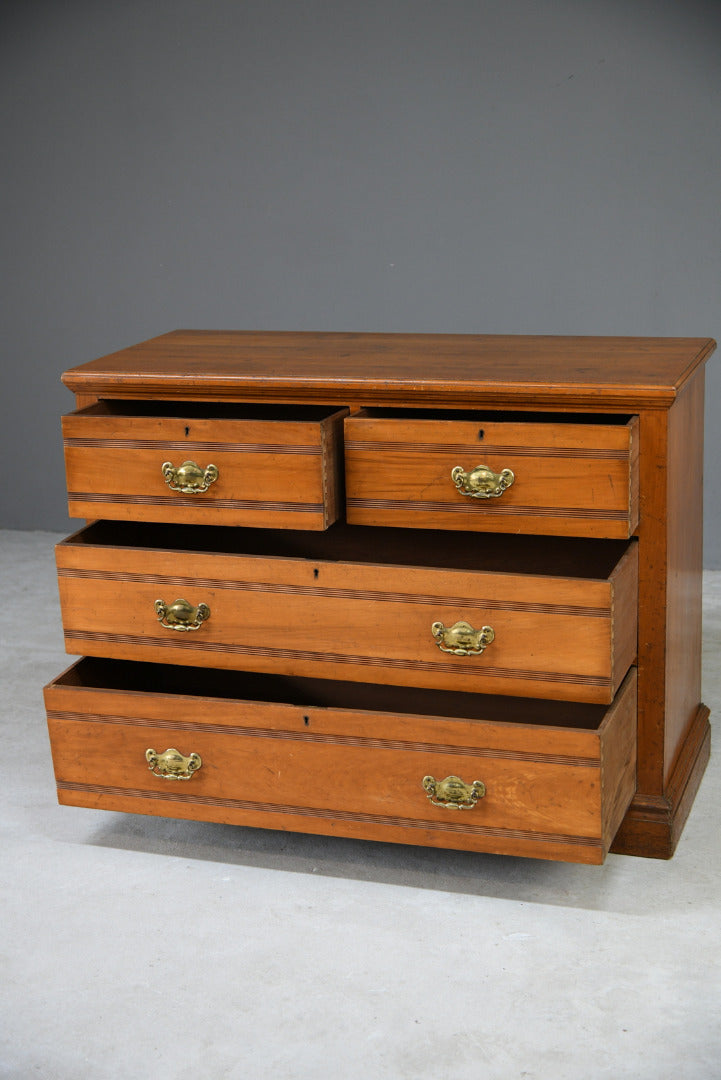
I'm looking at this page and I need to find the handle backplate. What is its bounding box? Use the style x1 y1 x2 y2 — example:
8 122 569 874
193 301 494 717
431 620 494 655
155 597 210 631
162 460 219 494
146 747 202 780
423 774 486 809
451 464 514 499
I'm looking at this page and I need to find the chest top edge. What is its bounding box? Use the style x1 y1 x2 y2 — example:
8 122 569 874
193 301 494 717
61 331 716 411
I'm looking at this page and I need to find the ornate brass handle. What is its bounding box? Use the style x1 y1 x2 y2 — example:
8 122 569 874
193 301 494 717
423 774 486 809
146 747 202 780
162 460 219 493
431 620 494 655
155 597 210 631
451 464 514 499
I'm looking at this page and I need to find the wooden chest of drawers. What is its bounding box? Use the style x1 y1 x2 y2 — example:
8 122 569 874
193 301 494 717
45 331 715 864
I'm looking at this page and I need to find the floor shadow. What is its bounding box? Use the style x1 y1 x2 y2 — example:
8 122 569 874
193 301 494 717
84 807 649 913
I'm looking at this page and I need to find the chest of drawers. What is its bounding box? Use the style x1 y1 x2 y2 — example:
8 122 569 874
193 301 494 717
44 331 715 864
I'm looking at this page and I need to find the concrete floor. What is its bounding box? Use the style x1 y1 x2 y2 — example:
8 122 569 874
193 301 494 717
2 529 720 1080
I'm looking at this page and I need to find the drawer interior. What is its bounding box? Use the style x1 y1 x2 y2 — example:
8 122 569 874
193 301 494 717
64 519 633 579
357 407 634 424
53 657 618 733
71 400 341 422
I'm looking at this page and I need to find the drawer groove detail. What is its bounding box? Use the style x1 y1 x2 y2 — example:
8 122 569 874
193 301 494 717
67 493 323 512
65 438 321 454
55 781 601 850
347 498 630 522
45 710 599 766
56 569 610 618
345 440 629 459
62 631 608 687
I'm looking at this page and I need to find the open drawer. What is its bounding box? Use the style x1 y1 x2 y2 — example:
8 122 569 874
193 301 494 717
345 409 640 539
62 401 348 530
44 658 637 865
56 522 637 704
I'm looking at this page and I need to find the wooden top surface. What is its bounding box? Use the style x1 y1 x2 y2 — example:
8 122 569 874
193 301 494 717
62 330 716 409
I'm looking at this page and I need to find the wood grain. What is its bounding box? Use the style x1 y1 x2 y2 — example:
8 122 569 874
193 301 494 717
44 662 637 864
663 370 705 784
55 525 637 703
345 413 639 538
611 704 710 859
63 402 347 529
48 330 716 860
61 331 715 410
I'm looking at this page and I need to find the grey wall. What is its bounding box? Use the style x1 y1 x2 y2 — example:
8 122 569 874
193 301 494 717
2 0 720 563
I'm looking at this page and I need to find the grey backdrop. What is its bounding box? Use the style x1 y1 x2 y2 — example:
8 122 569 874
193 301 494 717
2 0 720 564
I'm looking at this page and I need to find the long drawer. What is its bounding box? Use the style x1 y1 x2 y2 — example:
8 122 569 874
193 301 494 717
345 410 640 539
63 401 348 530
56 522 638 704
44 659 637 865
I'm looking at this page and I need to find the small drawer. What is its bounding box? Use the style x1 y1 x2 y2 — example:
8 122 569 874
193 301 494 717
345 410 639 539
56 522 638 705
44 659 637 865
62 401 348 530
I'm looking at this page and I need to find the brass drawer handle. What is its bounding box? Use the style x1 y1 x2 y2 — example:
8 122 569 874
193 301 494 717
431 620 494 655
423 774 486 809
146 747 202 780
162 459 219 493
155 597 210 631
451 464 514 499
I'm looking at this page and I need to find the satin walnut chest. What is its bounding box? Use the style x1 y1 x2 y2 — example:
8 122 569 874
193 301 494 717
44 331 715 864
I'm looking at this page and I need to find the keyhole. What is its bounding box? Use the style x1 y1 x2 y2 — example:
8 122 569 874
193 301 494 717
184 426 190 437
478 429 484 440
313 567 319 579
303 715 310 727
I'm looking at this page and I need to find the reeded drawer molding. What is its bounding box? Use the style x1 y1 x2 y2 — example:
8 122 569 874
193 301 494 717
345 413 639 539
44 660 637 865
63 402 347 530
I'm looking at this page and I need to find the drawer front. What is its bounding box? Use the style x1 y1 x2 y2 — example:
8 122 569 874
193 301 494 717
56 525 638 704
345 414 639 539
63 404 347 529
44 661 637 864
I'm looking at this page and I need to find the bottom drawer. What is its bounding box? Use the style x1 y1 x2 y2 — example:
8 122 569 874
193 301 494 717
44 659 637 865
